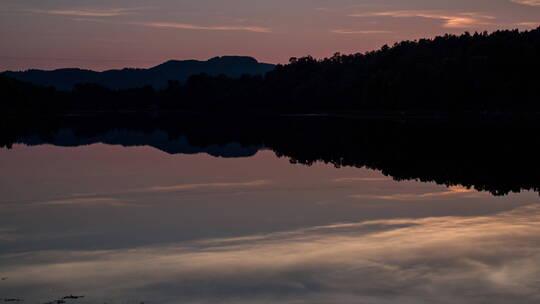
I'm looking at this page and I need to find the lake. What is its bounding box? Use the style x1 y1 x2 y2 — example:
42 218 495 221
1 116 539 303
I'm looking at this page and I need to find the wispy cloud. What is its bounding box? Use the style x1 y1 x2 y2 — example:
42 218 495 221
350 11 496 28
315 7 337 13
516 21 540 27
331 29 393 35
142 180 271 192
35 197 135 207
351 186 486 201
27 8 144 17
510 0 540 6
135 22 272 33
0 227 17 241
16 179 271 208
332 177 391 182
70 18 272 33
5 204 540 303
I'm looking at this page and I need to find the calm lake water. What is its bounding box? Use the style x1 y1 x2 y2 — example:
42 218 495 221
1 134 540 303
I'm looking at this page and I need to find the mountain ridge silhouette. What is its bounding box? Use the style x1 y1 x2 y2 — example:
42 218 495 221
3 56 275 90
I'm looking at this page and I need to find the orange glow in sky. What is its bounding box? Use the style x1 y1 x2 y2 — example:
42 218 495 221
1 0 539 71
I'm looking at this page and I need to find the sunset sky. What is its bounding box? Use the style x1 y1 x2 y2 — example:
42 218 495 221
1 0 539 71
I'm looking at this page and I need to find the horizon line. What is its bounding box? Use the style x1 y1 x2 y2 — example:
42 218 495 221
1 26 538 72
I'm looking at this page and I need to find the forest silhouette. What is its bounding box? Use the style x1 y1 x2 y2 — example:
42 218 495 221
2 28 540 195
2 27 540 114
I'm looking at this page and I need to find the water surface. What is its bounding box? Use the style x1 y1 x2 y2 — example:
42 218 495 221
1 139 539 303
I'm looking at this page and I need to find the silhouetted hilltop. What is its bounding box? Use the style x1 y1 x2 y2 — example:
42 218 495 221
2 28 540 113
2 56 275 90
19 129 261 158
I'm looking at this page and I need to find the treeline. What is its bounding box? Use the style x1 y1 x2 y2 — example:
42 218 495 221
3 27 540 113
1 74 66 114
268 28 540 111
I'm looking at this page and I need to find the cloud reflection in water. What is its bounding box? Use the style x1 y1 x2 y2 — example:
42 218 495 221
2 204 540 303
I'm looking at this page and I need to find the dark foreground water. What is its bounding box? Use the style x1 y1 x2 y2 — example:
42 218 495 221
1 116 540 303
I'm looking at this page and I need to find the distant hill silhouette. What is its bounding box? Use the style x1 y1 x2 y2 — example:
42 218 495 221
18 129 261 158
3 28 540 113
2 56 275 90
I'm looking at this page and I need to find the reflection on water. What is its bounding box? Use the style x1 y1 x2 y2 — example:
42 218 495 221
3 114 540 195
1 118 540 303
5 205 540 304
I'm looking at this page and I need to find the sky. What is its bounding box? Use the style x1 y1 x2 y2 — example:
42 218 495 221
1 0 540 71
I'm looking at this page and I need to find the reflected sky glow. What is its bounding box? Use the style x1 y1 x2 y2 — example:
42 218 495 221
0 143 539 303
3 204 540 303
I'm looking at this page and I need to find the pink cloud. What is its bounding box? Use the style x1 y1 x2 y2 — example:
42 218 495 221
350 10 496 28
